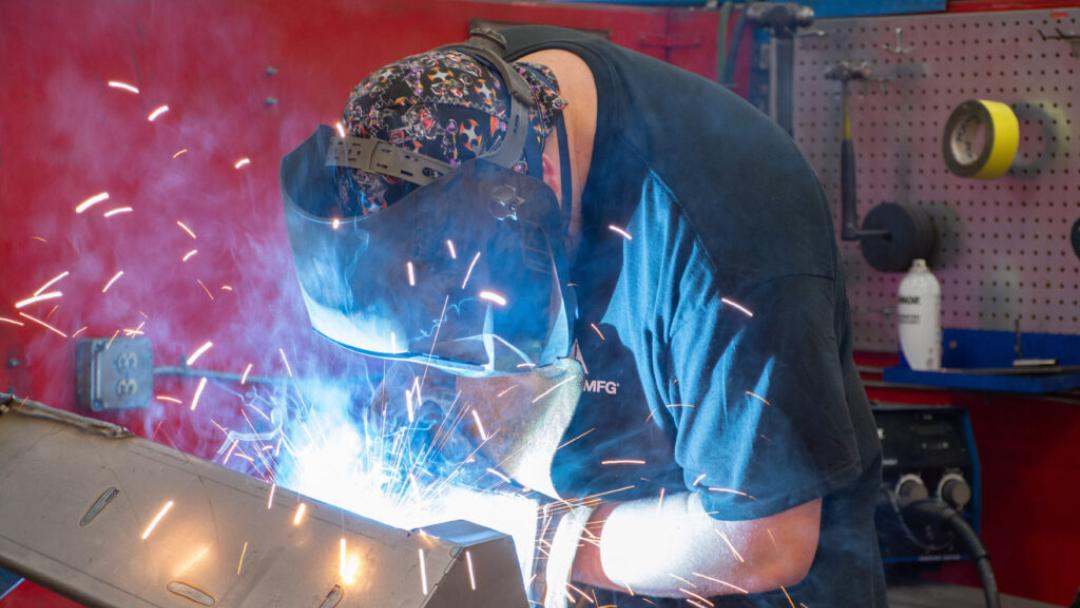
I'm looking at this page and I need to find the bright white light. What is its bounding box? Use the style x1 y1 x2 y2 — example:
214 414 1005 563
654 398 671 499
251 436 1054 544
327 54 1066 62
186 341 213 366
406 261 416 287
419 549 428 595
182 249 198 262
478 290 507 307
14 291 62 309
445 240 457 260
176 220 197 239
189 377 208 411
75 192 110 214
141 500 174 540
147 105 169 122
103 207 133 218
461 252 481 289
102 270 124 293
107 80 139 94
331 217 341 230
720 297 754 317
234 157 251 169
608 224 633 240
470 409 488 441
335 122 346 138
292 503 307 526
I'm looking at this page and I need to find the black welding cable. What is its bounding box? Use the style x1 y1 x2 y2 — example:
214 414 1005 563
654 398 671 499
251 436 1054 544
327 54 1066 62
904 499 1001 608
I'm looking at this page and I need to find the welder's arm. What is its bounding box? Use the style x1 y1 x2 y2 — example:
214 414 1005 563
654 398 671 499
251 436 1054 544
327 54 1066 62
570 492 821 597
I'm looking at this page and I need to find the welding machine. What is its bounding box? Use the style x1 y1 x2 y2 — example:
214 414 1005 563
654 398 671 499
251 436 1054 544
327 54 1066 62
873 404 981 563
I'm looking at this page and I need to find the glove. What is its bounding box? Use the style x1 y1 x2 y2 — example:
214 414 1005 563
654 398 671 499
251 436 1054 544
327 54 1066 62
527 502 596 608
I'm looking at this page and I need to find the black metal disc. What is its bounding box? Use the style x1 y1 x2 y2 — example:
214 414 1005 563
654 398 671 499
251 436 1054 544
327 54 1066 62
859 203 937 273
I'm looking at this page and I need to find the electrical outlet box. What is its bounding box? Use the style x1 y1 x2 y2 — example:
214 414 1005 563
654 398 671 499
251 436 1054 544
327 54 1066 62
75 337 153 411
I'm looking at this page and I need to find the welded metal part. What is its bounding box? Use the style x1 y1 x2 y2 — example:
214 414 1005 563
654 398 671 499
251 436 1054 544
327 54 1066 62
75 337 154 411
0 398 527 608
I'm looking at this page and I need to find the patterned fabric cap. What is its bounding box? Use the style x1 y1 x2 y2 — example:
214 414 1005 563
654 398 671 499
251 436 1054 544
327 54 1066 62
338 49 567 215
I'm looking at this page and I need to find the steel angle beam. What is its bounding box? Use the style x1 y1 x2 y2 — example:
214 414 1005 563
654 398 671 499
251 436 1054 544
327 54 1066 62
0 396 527 608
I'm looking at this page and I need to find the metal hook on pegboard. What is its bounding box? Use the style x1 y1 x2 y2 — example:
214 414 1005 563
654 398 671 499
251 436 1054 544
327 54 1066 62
1037 28 1080 58
882 26 914 55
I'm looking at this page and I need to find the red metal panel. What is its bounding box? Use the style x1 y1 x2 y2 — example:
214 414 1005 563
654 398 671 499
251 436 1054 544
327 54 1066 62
0 1 715 605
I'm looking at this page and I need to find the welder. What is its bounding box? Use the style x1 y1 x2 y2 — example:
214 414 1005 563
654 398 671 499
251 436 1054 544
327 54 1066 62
282 25 885 608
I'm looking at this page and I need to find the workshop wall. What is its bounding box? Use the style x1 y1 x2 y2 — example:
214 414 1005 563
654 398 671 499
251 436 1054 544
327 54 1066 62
1 0 1077 606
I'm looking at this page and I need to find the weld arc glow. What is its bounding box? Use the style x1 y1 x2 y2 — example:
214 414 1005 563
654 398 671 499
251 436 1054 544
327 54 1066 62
141 500 174 540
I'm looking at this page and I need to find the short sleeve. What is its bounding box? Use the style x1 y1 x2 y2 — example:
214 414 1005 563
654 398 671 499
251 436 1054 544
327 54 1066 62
666 274 863 521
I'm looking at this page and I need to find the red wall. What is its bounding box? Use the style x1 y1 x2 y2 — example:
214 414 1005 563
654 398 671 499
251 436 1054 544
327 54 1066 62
0 1 1076 605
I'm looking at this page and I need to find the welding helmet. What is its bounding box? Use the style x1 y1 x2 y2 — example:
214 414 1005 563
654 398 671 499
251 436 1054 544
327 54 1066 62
281 29 576 376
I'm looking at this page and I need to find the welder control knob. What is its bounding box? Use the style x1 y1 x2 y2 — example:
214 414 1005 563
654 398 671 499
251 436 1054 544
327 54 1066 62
937 473 972 510
895 474 929 506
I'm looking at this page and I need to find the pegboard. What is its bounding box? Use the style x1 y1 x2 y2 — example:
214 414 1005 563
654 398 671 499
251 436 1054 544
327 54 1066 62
794 9 1080 351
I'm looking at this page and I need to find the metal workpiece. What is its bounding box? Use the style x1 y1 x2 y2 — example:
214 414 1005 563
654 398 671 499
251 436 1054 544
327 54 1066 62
0 398 527 608
795 9 1080 350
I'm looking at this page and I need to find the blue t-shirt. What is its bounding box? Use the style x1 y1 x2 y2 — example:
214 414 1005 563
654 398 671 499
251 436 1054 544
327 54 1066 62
503 26 886 607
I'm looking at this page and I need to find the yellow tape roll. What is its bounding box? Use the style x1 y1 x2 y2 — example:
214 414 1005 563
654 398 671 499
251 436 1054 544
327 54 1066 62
942 99 1020 180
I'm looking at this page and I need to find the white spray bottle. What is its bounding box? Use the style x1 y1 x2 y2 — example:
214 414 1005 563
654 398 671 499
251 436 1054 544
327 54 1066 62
897 258 942 371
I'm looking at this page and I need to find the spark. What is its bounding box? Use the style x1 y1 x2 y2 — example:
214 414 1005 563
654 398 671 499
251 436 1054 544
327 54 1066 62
470 409 488 441
745 390 770 405
75 192 110 214
71 326 88 338
721 297 753 318
780 585 796 608
335 122 346 138
531 376 576 403
15 291 62 309
237 541 248 576
105 329 121 350
589 323 606 341
196 279 215 300
223 439 240 465
278 348 293 376
189 377 208 411
267 483 276 509
465 550 477 590
102 270 124 293
292 502 307 526
767 528 778 549
608 224 633 240
186 340 213 366
240 363 253 385
478 290 507 307
31 236 47 243
234 157 251 169
107 80 139 94
147 105 169 122
445 240 457 259
418 549 429 595
601 459 646 466
156 395 182 404
667 403 695 409
461 252 481 289
176 221 197 239
715 530 745 562
173 148 188 159
103 207 133 217
406 261 416 287
687 599 711 608
182 249 198 262
692 474 707 487
18 312 66 338
140 500 174 540
669 574 695 587
404 387 415 423
557 427 595 450
707 487 755 500
331 217 341 230
485 468 512 484
691 572 749 595
657 488 666 513
33 271 69 296
122 322 145 336
0 317 25 327
220 285 233 292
